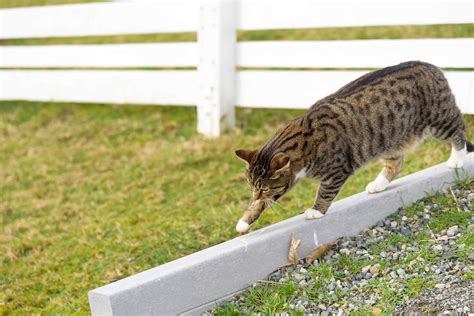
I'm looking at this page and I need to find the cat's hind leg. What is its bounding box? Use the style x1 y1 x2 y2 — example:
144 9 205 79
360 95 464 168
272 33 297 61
430 100 468 168
446 134 468 169
366 155 404 194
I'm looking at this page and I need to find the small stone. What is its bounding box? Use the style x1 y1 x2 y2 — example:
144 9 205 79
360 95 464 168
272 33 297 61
369 266 380 276
390 221 398 228
468 254 474 262
402 216 408 221
447 225 459 237
340 248 350 255
318 303 327 311
364 298 375 305
362 265 371 274
432 244 443 251
435 283 445 289
299 267 307 274
397 268 406 277
401 227 411 236
293 273 304 282
380 251 388 258
389 271 397 278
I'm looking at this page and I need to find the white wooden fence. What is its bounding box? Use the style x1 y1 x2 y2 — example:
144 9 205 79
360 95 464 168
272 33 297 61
0 0 473 137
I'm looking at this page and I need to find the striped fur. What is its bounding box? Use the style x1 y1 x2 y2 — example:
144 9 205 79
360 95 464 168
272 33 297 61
235 61 473 231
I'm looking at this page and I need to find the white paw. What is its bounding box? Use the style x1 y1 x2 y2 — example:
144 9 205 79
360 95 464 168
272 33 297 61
447 158 464 169
236 218 250 233
304 208 325 220
365 174 389 194
447 145 466 169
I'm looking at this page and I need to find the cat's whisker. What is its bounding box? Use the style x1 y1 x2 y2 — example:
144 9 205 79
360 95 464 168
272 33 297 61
269 199 291 212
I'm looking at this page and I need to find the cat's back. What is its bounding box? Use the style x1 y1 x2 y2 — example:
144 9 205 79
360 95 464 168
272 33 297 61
308 61 450 125
332 61 442 100
305 61 456 165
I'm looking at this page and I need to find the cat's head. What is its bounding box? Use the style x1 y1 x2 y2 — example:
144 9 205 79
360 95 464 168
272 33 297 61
234 149 293 233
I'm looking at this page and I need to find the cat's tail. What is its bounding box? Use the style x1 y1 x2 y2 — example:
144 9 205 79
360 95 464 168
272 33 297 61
467 140 474 153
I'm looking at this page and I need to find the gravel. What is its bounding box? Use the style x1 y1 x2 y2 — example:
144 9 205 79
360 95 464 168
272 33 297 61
212 186 473 314
398 281 473 314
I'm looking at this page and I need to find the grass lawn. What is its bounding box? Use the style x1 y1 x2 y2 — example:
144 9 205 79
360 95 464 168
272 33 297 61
1 101 473 313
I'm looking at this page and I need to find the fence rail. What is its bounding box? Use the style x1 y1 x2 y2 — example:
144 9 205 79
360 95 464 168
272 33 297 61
0 0 473 136
1 0 472 39
0 1 198 39
2 39 473 69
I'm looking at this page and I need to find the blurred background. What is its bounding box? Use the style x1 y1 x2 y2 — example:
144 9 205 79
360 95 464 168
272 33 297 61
0 0 473 313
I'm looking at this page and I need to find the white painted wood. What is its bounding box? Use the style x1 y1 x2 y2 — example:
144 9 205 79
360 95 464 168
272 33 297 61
0 43 197 67
237 0 473 30
445 72 474 115
236 70 474 114
2 70 470 114
238 39 474 69
0 1 198 39
197 0 237 138
3 38 472 69
2 0 471 39
0 70 197 105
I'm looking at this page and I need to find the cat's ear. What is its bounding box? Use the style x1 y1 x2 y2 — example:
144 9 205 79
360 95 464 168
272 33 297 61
270 152 290 172
235 149 257 165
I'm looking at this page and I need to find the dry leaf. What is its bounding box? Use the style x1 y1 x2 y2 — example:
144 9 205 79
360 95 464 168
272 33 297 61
305 242 336 264
372 307 382 316
288 233 301 266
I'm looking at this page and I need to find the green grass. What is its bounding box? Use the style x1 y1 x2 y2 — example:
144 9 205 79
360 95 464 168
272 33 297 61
1 24 473 46
1 101 473 313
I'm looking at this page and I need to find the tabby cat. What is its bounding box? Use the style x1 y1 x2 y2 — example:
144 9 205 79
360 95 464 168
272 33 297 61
235 61 473 233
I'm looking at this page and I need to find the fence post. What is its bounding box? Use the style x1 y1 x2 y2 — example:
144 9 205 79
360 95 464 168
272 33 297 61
197 0 236 138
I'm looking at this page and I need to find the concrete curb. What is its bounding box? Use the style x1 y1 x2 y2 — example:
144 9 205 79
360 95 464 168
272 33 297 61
89 156 474 315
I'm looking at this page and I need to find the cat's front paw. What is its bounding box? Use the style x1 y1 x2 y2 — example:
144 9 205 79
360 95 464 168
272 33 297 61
304 208 325 220
365 175 389 194
236 218 250 233
446 157 464 169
